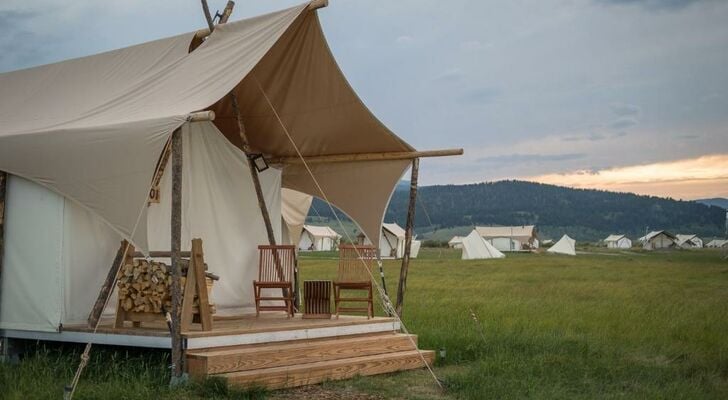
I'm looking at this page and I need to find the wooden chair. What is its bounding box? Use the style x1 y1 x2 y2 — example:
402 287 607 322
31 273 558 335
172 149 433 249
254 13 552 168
253 245 296 317
334 244 376 319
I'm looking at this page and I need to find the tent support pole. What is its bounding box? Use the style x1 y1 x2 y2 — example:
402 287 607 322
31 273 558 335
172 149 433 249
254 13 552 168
87 240 132 327
0 172 6 312
229 93 292 305
395 158 419 317
170 127 184 380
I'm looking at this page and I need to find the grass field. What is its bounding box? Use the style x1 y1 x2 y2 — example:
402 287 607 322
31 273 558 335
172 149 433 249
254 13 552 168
1 248 727 399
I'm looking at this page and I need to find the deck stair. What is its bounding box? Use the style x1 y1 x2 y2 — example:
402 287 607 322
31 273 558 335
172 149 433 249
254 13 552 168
186 331 435 389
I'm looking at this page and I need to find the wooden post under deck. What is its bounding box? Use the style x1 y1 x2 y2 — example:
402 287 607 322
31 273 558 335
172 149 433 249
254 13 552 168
395 158 419 317
170 127 184 378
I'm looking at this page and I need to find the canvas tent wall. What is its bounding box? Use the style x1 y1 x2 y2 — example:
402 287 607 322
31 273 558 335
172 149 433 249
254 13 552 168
0 3 422 332
604 234 631 249
380 223 407 258
707 239 727 248
547 235 576 256
461 230 505 260
676 234 703 249
475 225 538 251
281 189 312 246
642 231 676 250
299 225 340 251
448 236 464 249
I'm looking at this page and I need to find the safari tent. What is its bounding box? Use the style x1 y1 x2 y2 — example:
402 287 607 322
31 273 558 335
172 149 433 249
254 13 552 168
460 230 506 260
706 239 727 248
604 234 632 249
380 222 407 258
0 1 461 388
676 234 703 249
475 225 539 251
298 225 341 251
448 236 464 249
547 235 576 256
640 231 677 250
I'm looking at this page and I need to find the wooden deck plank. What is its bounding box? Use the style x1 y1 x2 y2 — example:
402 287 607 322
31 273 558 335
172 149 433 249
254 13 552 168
186 333 419 376
222 350 435 390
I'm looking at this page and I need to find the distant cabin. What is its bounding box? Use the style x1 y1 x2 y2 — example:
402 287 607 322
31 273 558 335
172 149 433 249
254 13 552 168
676 234 703 249
298 225 341 252
639 230 677 250
604 234 632 249
475 225 538 252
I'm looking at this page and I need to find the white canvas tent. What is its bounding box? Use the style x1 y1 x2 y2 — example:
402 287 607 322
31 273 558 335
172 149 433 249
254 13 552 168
448 236 464 249
676 234 703 249
410 240 422 258
475 225 538 251
604 234 632 249
641 231 676 250
299 225 341 251
460 230 505 260
0 3 428 333
547 235 576 256
380 222 407 259
281 188 313 246
706 239 727 248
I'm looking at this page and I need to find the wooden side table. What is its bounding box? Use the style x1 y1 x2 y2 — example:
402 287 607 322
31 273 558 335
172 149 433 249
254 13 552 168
303 280 332 319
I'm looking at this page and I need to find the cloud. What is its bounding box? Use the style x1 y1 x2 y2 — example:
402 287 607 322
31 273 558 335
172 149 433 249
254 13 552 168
527 154 728 199
459 40 483 51
609 102 641 116
476 153 586 165
561 132 608 142
457 87 501 105
676 134 700 140
395 35 413 45
608 117 639 130
594 0 713 11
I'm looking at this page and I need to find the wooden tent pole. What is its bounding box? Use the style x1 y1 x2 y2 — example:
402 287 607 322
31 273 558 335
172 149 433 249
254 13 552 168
87 240 132 327
0 172 6 309
395 158 419 317
169 127 184 378
229 94 290 295
268 148 463 165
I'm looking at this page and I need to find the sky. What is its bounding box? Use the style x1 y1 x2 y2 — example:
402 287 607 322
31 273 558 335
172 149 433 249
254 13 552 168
1 0 727 200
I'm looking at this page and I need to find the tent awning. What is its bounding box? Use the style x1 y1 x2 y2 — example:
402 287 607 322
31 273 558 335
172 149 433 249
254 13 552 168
0 2 413 249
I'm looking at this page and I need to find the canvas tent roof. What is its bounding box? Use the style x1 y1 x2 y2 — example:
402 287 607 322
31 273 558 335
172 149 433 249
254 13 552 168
641 231 676 242
547 234 576 256
605 234 625 242
475 225 536 240
382 222 407 239
461 230 505 260
0 2 414 250
676 234 699 246
303 225 340 238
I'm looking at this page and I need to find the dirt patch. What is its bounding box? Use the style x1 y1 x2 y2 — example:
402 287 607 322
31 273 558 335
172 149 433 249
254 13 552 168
267 385 385 400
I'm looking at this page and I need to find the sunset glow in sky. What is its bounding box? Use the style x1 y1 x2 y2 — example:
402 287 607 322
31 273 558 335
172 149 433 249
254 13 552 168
528 154 728 200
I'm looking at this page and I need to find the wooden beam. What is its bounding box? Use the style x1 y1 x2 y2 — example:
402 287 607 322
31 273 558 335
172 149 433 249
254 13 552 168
187 110 215 122
268 149 463 165
0 172 6 312
88 240 133 328
200 0 215 32
170 127 184 378
193 0 328 40
218 1 235 24
395 158 419 317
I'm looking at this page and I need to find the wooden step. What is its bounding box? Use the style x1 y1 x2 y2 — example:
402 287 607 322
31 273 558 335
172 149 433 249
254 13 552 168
222 350 436 390
186 333 418 377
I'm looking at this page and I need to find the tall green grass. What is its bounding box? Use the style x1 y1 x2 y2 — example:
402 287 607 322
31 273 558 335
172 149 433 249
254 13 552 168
1 248 726 399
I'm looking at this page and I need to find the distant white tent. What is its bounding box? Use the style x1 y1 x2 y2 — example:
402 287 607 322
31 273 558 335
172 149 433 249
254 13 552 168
676 234 703 249
410 240 422 258
706 239 728 248
448 236 464 249
298 225 341 252
547 235 576 256
604 234 631 249
640 231 676 250
461 230 505 260
380 222 407 258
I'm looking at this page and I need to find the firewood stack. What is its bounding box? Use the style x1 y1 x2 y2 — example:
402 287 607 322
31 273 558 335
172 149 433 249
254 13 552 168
117 259 216 314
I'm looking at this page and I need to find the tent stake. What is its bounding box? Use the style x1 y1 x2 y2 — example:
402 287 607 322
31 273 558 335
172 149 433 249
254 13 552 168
395 158 419 317
170 127 184 379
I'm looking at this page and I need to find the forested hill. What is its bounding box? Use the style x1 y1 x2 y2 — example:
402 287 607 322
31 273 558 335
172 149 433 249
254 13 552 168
309 180 726 242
